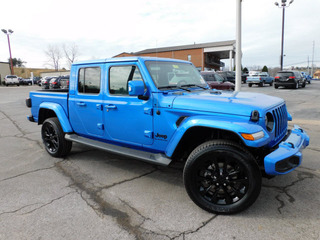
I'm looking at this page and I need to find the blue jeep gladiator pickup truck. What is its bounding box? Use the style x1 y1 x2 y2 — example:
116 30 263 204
26 57 309 214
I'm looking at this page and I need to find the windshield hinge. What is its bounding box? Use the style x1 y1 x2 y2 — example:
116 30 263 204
144 108 153 116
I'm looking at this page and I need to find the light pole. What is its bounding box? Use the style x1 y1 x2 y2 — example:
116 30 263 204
235 0 242 92
275 0 294 71
1 29 14 75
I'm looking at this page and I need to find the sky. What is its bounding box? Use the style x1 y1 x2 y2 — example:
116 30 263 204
0 0 319 70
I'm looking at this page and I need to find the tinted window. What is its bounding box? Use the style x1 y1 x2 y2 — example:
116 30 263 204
109 65 143 95
78 67 101 94
276 72 294 78
214 73 224 82
201 74 215 81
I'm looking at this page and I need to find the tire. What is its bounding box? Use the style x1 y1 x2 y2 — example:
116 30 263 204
41 117 72 157
183 140 261 214
302 82 306 88
259 82 263 87
248 83 252 87
270 81 273 86
275 85 278 89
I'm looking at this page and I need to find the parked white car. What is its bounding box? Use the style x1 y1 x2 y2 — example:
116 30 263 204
4 75 20 86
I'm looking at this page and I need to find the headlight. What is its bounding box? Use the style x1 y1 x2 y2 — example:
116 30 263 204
265 112 274 132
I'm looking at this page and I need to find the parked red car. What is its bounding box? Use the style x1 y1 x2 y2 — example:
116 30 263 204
201 71 235 90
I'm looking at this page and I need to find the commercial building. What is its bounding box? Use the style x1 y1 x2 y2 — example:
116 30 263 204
0 62 11 84
114 40 236 71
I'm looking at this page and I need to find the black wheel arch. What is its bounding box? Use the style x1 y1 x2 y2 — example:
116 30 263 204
171 126 246 162
38 108 57 125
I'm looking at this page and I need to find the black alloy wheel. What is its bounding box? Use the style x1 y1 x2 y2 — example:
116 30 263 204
184 140 261 214
41 117 72 157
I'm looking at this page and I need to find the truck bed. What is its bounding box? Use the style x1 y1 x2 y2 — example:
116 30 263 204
29 89 69 123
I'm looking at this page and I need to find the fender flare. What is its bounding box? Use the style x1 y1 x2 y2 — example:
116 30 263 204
39 102 73 133
165 115 269 157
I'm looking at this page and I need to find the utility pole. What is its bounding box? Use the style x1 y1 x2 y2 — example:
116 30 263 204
275 0 294 71
311 41 315 78
235 0 242 92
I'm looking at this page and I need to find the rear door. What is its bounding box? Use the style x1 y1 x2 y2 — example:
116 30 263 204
69 64 105 138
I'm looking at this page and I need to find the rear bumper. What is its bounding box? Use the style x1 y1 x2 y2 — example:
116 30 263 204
274 82 295 87
264 125 309 175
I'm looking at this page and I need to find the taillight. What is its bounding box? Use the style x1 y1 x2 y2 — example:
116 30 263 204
275 76 280 79
289 76 295 79
67 81 69 85
52 82 57 85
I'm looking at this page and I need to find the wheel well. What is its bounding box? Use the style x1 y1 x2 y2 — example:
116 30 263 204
38 108 57 125
171 127 244 162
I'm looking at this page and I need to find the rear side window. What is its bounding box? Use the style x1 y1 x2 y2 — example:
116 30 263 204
78 67 101 94
109 65 143 95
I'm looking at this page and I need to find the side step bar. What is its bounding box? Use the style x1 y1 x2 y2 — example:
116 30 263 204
65 134 172 166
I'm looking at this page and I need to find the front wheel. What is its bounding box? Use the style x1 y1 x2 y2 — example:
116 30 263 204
183 140 261 214
41 117 72 157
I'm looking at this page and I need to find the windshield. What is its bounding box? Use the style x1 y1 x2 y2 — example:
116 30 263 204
145 61 207 89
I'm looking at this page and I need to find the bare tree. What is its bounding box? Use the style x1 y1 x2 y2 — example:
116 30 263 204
45 44 62 71
63 43 79 68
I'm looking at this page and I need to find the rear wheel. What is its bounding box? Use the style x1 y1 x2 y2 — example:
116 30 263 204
183 140 261 214
248 83 252 87
41 117 72 157
270 81 273 86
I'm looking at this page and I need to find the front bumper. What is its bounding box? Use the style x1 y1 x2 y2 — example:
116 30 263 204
264 125 309 175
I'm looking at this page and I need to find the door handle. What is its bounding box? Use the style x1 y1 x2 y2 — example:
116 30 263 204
76 102 86 106
105 104 117 109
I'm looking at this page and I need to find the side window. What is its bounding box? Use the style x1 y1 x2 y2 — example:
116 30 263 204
78 67 101 94
109 65 143 95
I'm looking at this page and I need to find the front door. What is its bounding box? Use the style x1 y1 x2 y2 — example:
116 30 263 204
69 64 104 138
104 63 153 146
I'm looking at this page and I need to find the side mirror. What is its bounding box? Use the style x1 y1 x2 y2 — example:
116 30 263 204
128 81 148 99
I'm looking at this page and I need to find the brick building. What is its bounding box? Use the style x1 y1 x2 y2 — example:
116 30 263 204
114 40 236 71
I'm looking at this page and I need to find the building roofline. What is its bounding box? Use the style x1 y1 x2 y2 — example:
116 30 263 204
134 40 236 55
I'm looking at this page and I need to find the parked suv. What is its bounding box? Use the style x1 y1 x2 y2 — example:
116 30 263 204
4 75 19 86
274 71 306 89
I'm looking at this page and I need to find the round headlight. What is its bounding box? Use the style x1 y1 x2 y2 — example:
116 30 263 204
265 112 274 132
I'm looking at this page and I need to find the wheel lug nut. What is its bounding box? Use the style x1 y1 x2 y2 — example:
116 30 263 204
223 183 227 186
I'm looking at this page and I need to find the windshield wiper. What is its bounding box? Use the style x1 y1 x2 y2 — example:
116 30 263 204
158 85 191 92
180 84 208 90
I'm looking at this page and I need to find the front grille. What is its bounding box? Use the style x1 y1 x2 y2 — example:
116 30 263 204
272 104 288 143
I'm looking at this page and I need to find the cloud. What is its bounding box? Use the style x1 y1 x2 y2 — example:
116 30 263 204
0 0 319 69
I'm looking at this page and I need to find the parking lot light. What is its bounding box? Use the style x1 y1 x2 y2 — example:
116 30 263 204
274 0 294 70
1 29 14 75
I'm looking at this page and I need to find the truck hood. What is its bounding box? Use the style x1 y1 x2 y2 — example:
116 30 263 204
171 90 284 117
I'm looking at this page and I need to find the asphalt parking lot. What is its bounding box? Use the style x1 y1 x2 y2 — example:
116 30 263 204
0 82 319 240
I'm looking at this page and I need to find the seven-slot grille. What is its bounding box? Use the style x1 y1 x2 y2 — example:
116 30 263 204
272 104 288 142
